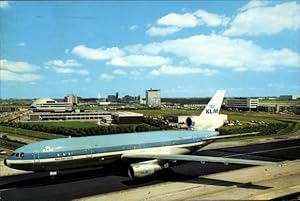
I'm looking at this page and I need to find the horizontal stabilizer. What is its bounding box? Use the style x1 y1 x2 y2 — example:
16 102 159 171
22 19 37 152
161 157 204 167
122 153 278 166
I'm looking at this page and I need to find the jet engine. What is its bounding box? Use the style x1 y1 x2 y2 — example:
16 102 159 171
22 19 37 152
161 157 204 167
128 160 168 179
185 114 227 131
185 116 199 129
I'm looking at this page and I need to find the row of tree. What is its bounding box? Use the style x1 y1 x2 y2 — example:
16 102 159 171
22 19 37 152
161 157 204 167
217 123 288 135
0 117 173 137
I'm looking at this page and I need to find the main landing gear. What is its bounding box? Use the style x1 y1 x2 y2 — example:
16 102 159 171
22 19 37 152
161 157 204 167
49 171 57 183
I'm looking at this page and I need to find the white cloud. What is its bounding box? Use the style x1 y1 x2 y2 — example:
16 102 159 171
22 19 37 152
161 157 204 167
146 26 181 37
194 9 230 27
224 1 300 36
239 0 270 11
157 13 198 28
129 25 138 30
0 1 9 9
0 70 43 82
17 42 26 47
125 43 163 55
150 65 217 76
45 59 89 75
99 73 114 81
0 59 39 73
0 59 43 82
72 45 124 60
108 55 170 67
147 9 230 37
45 59 81 67
54 68 89 75
124 34 300 71
113 69 127 75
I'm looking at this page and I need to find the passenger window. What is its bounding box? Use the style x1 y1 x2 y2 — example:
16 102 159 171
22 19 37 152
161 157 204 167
20 153 25 158
57 154 60 157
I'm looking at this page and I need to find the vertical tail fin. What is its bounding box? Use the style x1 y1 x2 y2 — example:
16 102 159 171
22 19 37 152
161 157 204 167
200 90 225 117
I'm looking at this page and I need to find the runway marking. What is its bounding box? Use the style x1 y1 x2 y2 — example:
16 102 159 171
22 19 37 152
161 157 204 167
0 188 16 192
224 145 300 158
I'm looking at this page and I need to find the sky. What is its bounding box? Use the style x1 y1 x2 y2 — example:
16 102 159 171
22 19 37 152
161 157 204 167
0 0 299 99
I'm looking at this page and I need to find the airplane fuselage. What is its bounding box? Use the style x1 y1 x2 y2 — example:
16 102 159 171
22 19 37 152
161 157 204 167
5 130 218 171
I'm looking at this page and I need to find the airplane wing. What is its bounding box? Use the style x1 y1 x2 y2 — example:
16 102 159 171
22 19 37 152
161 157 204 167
122 153 278 166
122 132 279 166
203 132 260 141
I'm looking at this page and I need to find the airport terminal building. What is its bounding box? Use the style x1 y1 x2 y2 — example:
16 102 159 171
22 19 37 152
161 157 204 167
146 89 161 107
30 98 73 112
29 111 112 121
225 97 259 111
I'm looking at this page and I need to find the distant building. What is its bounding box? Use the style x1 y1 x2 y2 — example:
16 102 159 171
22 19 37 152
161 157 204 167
122 95 135 103
107 95 117 102
29 110 112 121
64 94 78 105
116 92 119 102
140 97 146 105
280 95 300 100
225 97 259 111
293 105 300 115
146 89 161 107
113 112 144 124
30 98 73 112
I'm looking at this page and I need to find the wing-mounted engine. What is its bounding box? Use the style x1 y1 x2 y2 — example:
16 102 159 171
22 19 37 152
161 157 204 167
128 160 169 180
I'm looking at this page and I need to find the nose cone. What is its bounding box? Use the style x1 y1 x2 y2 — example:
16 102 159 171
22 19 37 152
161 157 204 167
4 156 11 167
4 158 8 167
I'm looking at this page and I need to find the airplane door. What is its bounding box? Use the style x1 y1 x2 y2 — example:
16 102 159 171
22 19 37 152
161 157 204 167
33 153 40 164
86 148 92 158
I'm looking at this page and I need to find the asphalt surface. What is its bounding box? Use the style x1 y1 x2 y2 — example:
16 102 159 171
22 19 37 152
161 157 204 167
0 139 299 201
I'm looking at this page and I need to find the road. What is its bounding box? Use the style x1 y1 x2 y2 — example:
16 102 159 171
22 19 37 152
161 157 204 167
0 139 299 201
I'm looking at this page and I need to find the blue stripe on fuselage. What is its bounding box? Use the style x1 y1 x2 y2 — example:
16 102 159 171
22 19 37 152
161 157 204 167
8 130 218 160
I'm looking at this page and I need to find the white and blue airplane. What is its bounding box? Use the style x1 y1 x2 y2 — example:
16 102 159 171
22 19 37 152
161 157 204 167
4 90 277 179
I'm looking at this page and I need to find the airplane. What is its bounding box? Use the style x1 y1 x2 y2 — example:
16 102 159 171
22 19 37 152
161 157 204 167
4 90 278 180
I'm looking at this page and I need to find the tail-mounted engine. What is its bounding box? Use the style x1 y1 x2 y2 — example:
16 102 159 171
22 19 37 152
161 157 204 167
185 116 198 129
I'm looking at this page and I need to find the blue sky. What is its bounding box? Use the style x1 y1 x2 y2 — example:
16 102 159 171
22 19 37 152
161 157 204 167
0 0 299 98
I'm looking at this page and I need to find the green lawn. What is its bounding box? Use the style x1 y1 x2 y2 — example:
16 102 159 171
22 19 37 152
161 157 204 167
0 125 64 140
225 113 281 123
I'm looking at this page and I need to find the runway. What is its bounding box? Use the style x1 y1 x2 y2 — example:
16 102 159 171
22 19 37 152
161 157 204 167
0 139 299 201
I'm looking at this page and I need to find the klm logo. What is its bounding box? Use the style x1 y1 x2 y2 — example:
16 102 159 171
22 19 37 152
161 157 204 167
206 108 219 114
206 104 218 114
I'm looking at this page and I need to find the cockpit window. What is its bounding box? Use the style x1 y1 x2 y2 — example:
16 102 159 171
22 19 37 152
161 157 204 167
11 153 15 156
20 153 25 158
16 153 20 157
